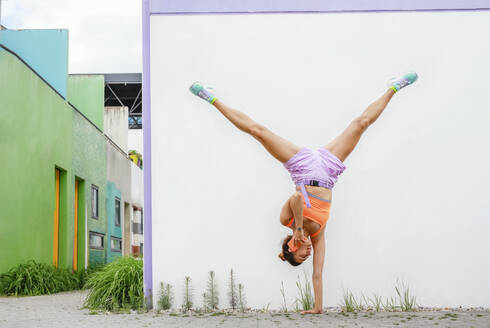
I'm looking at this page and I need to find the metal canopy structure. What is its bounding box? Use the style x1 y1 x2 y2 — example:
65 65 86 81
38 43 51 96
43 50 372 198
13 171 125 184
104 73 142 129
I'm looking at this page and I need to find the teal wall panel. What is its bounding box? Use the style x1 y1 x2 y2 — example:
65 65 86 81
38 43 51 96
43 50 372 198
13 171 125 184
88 249 106 266
0 29 68 98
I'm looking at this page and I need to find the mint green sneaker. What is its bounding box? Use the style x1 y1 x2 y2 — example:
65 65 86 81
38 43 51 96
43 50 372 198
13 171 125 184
389 72 418 93
189 82 217 104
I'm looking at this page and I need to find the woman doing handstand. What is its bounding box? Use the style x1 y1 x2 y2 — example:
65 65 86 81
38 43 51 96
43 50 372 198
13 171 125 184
189 72 418 314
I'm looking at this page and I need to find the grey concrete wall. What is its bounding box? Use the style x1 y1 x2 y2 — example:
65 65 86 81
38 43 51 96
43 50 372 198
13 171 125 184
104 106 128 152
106 140 132 258
123 202 131 256
106 142 131 199
104 105 143 257
105 104 131 216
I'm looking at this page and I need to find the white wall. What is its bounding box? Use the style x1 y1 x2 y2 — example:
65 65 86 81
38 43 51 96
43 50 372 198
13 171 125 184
128 129 143 155
131 162 144 208
150 11 490 309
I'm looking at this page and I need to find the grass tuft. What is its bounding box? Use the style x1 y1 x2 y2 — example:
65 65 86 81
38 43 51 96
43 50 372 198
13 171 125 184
228 268 238 310
369 293 383 312
394 279 417 311
280 281 288 312
238 283 247 312
205 271 219 310
157 282 173 310
182 276 193 311
83 256 144 312
295 272 314 311
0 260 93 296
339 288 358 312
383 295 398 312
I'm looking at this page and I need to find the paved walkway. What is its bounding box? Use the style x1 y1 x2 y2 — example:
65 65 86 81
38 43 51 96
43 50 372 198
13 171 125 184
0 291 488 328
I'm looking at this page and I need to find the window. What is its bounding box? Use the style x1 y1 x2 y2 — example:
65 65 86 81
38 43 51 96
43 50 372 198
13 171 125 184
91 185 99 218
115 197 121 227
111 237 122 252
89 232 104 250
132 222 142 234
140 209 144 233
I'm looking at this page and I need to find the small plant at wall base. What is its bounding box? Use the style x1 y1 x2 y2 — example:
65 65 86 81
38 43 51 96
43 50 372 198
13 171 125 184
340 288 362 313
228 268 238 310
383 295 398 312
370 293 383 312
181 276 193 312
280 280 288 312
157 282 173 310
295 272 314 311
206 271 219 310
202 292 209 313
0 260 83 296
394 279 417 311
339 279 420 313
83 256 144 312
238 283 247 312
357 292 369 311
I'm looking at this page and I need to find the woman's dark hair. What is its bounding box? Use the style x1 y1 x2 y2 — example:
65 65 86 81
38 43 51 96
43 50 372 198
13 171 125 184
278 235 302 267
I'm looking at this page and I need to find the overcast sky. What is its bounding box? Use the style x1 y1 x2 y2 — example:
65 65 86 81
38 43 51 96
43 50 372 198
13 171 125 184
1 0 142 73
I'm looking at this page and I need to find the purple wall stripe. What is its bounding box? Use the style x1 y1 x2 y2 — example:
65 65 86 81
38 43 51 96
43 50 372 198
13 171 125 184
142 0 153 309
150 0 490 14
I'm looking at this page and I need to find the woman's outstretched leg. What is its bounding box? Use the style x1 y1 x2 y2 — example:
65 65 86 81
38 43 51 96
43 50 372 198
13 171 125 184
190 83 300 163
324 72 418 162
212 100 300 163
324 89 395 162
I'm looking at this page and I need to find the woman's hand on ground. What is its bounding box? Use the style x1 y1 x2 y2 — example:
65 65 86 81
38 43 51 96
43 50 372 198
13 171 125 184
301 308 322 314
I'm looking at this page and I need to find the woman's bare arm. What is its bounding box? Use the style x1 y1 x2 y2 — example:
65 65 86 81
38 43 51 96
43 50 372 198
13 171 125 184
279 192 303 227
302 231 326 314
279 196 293 226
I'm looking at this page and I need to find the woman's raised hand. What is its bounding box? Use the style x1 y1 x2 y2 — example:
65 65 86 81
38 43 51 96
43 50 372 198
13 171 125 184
293 227 305 244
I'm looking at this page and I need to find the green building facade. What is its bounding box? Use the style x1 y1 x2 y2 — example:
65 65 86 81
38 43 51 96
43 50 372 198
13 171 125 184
0 29 125 273
0 46 73 272
68 75 109 268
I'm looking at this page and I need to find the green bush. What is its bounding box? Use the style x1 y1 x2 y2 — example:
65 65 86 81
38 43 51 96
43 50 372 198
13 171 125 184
74 264 105 289
83 256 144 311
0 260 86 296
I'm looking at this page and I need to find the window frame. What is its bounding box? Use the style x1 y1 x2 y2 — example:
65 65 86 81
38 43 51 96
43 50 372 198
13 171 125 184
115 197 121 227
91 185 99 219
111 236 122 253
89 231 105 250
